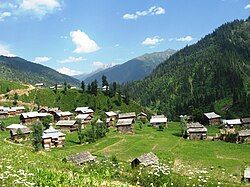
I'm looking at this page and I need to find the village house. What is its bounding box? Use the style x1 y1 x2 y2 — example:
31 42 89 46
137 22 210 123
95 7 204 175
56 120 77 131
0 111 8 119
223 119 242 127
150 115 168 127
116 118 134 133
203 112 221 125
67 151 96 165
241 118 250 127
237 129 250 144
38 107 49 113
118 112 136 120
54 111 72 122
42 126 65 150
6 124 31 141
20 112 51 124
75 107 94 116
102 85 109 91
131 152 159 168
137 112 148 120
11 106 25 114
0 106 25 116
35 83 44 88
244 167 250 182
75 114 92 125
105 111 118 127
185 122 207 140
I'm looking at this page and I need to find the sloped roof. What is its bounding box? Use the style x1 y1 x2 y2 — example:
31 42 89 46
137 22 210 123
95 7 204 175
186 122 207 133
241 118 250 124
42 126 65 139
138 112 147 117
116 118 134 126
56 120 76 126
133 152 159 167
21 112 51 119
67 151 96 165
223 119 242 125
150 115 167 124
105 111 117 117
11 128 31 135
244 167 250 179
238 129 250 137
204 112 221 119
186 122 204 128
118 112 136 119
76 114 91 120
96 119 103 123
6 124 27 129
11 106 25 110
55 111 72 117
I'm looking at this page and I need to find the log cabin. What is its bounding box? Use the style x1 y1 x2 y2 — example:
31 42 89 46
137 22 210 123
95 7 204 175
118 112 136 120
137 112 148 120
75 114 92 125
6 124 31 140
42 126 65 150
116 118 134 133
56 120 77 131
67 151 96 165
20 112 52 125
54 111 72 122
185 122 207 140
105 111 118 127
237 129 250 144
75 107 94 116
203 112 221 125
150 115 167 127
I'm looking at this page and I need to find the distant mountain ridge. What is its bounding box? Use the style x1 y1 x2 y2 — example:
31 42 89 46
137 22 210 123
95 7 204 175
0 56 79 86
82 49 176 84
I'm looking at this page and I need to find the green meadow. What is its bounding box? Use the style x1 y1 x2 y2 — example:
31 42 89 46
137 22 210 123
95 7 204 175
0 119 249 186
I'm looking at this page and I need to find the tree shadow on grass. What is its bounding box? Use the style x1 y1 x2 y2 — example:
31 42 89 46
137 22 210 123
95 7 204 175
68 140 80 145
172 132 183 137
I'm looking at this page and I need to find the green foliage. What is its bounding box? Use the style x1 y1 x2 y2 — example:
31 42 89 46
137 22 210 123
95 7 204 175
32 122 43 152
81 81 85 92
101 75 109 87
0 79 27 94
127 18 250 120
41 116 53 129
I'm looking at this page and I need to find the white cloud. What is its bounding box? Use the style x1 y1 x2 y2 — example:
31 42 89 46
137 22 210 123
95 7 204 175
114 44 120 47
19 0 61 16
123 6 165 20
70 30 100 53
0 44 16 57
60 35 68 39
92 61 116 70
59 56 86 64
142 36 164 46
0 12 11 21
176 36 194 42
244 4 250 9
34 56 51 63
57 67 82 76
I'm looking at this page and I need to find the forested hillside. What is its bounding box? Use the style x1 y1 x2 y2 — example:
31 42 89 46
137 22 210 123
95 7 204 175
126 18 250 120
0 56 79 86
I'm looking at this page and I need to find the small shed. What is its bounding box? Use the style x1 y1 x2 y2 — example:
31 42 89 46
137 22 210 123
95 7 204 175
137 112 148 120
76 114 92 124
223 119 242 127
131 152 159 168
67 151 96 165
244 167 250 182
56 120 77 131
150 115 167 127
204 112 221 125
102 85 109 91
6 124 31 140
35 83 44 87
237 129 250 144
185 122 207 140
241 118 250 127
54 111 72 122
75 107 94 116
118 112 136 120
42 126 65 149
105 111 117 127
116 118 134 133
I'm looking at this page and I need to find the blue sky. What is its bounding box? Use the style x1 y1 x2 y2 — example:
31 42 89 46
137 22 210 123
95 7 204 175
0 0 249 76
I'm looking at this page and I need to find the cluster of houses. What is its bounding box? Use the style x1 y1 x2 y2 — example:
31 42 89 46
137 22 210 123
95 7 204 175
180 112 250 143
0 106 25 119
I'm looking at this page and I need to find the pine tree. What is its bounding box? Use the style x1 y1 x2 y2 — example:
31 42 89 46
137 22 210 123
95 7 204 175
81 81 85 92
32 122 43 152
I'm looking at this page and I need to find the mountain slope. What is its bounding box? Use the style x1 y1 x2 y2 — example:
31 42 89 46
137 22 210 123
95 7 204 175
84 49 176 84
0 56 79 86
127 18 250 120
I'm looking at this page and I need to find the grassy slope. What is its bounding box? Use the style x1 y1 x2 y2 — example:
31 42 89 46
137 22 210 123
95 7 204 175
0 119 248 186
0 79 28 94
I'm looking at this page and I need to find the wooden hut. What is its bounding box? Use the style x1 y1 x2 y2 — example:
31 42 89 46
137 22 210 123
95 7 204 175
185 122 207 140
67 151 96 165
241 118 250 127
75 114 92 124
223 119 242 128
137 112 148 120
20 112 51 124
0 111 8 119
244 167 250 182
54 111 72 122
42 126 65 150
11 106 25 114
118 112 136 120
204 112 221 125
150 115 168 127
75 107 94 116
116 118 134 133
56 120 77 131
237 129 250 144
131 152 159 168
105 111 117 127
35 83 44 88
6 124 31 140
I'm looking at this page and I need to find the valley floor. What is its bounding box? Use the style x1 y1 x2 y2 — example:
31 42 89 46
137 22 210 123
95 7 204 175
0 118 249 186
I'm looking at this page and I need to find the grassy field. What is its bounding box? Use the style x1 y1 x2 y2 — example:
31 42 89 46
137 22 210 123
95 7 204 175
0 118 249 186
0 79 28 94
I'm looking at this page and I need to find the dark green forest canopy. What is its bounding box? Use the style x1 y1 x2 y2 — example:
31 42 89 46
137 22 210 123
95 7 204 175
126 18 250 120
